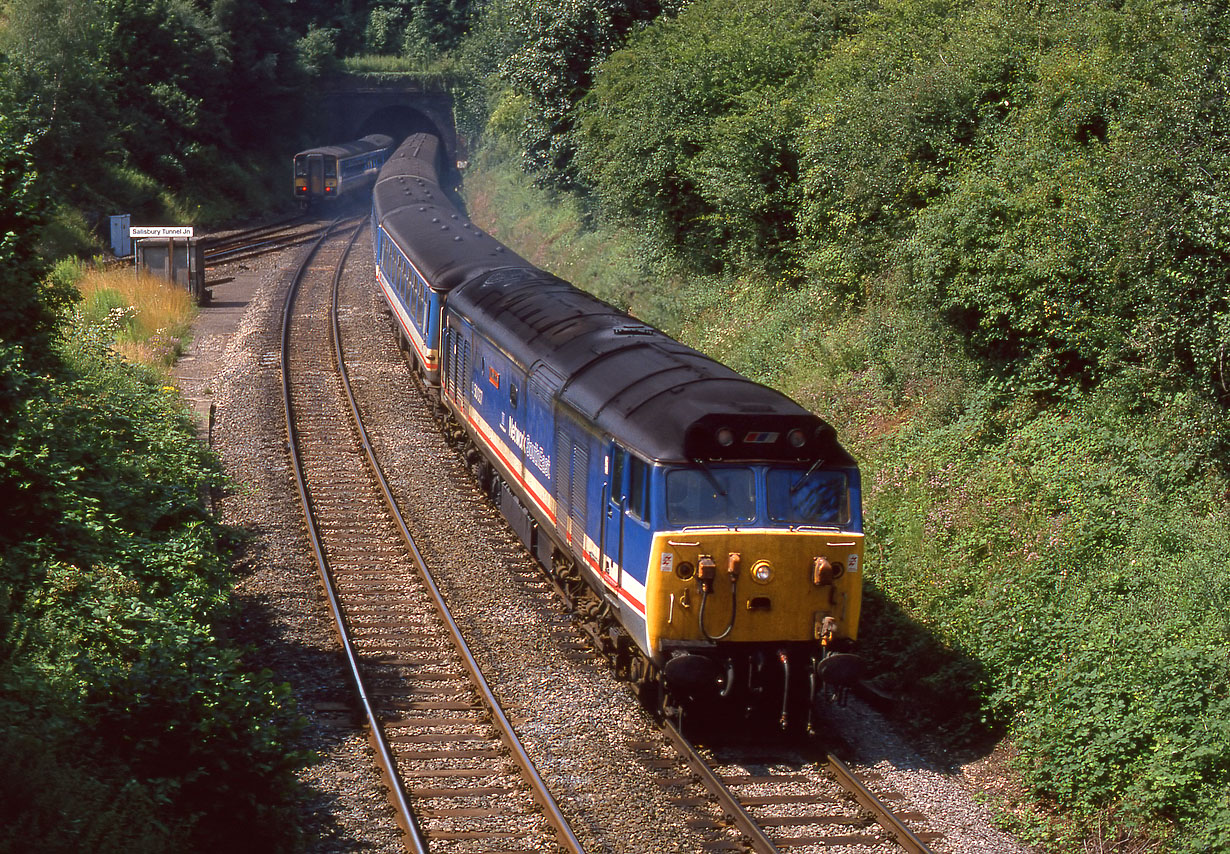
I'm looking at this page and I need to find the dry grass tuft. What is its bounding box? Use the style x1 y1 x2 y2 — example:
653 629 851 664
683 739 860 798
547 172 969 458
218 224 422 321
76 266 196 369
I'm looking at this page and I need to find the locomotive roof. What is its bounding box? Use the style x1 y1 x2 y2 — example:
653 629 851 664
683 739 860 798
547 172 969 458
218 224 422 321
373 135 534 291
449 268 854 467
294 134 393 160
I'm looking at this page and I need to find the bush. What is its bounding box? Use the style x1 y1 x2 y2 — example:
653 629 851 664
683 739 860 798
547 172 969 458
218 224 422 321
865 382 1230 844
0 314 305 852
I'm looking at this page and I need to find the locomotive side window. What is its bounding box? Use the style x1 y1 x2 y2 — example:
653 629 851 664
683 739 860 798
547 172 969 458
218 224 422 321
610 447 626 504
767 469 849 525
666 468 755 525
627 454 652 522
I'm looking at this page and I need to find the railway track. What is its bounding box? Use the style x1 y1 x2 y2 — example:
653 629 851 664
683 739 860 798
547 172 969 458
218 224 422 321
651 722 942 853
279 217 583 854
262 212 962 853
203 215 322 266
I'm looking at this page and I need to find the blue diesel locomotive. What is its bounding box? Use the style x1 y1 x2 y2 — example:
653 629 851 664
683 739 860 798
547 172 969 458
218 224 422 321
373 134 865 729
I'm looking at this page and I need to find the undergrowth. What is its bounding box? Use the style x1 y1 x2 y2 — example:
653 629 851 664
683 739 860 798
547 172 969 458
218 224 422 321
0 255 305 853
54 259 196 370
462 143 1230 852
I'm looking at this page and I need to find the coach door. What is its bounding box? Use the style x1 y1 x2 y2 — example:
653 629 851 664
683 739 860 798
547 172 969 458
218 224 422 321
307 155 324 195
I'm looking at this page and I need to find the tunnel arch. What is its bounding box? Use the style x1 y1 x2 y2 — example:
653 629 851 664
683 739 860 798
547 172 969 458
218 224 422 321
356 106 441 145
310 75 461 169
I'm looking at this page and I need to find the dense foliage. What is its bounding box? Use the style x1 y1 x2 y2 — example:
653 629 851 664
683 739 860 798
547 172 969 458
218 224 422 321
5 0 1229 848
459 0 686 179
453 0 1230 849
1 0 319 243
0 322 306 851
0 27 304 850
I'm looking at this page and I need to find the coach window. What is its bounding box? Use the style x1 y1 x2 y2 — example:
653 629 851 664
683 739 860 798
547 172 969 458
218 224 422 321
627 454 652 522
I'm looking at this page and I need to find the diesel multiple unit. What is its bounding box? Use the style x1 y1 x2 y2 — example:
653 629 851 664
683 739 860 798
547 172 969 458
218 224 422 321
371 133 865 730
293 134 394 207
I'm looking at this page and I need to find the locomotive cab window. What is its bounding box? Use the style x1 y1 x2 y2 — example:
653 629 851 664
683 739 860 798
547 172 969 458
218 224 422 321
627 454 652 522
609 448 626 505
767 468 849 526
666 467 755 525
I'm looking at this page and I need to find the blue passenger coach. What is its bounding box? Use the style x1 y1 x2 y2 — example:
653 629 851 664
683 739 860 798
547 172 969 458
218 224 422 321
372 134 530 383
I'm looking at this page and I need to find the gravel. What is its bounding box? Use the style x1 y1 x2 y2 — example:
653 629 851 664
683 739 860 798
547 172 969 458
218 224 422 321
174 218 1037 854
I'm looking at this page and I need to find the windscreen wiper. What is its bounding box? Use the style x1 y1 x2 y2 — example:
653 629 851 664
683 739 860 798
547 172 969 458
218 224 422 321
692 458 727 496
790 456 826 495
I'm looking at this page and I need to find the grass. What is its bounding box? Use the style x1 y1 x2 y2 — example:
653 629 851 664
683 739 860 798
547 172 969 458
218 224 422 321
341 53 459 83
463 142 665 316
69 261 197 370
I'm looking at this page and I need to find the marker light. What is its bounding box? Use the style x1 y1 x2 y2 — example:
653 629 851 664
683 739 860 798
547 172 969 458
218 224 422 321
750 560 773 584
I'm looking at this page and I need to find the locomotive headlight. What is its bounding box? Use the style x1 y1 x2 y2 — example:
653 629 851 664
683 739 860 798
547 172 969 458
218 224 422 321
750 560 773 584
788 428 806 448
716 427 735 447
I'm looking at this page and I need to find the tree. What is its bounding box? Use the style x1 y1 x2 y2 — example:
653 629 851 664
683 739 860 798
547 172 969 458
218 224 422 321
0 63 64 368
473 0 682 183
574 0 865 269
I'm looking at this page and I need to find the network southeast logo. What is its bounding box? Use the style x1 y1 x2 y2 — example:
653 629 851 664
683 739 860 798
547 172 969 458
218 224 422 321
505 415 551 479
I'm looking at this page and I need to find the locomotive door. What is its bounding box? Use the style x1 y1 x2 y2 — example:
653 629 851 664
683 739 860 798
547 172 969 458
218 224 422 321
601 441 625 587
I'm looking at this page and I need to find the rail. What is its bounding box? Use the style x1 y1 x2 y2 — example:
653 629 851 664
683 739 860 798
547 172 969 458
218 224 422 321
280 219 429 854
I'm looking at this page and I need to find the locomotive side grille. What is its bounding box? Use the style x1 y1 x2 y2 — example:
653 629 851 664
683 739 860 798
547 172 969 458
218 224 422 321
444 326 456 400
570 444 588 545
554 429 570 543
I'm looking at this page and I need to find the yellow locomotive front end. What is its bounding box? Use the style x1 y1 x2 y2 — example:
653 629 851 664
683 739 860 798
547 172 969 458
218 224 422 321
636 459 865 731
647 529 862 650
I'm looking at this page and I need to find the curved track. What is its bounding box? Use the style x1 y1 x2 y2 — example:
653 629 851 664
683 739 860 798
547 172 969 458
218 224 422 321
280 218 583 854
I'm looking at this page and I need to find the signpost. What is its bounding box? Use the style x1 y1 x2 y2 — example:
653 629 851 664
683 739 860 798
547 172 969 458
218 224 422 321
129 226 194 239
